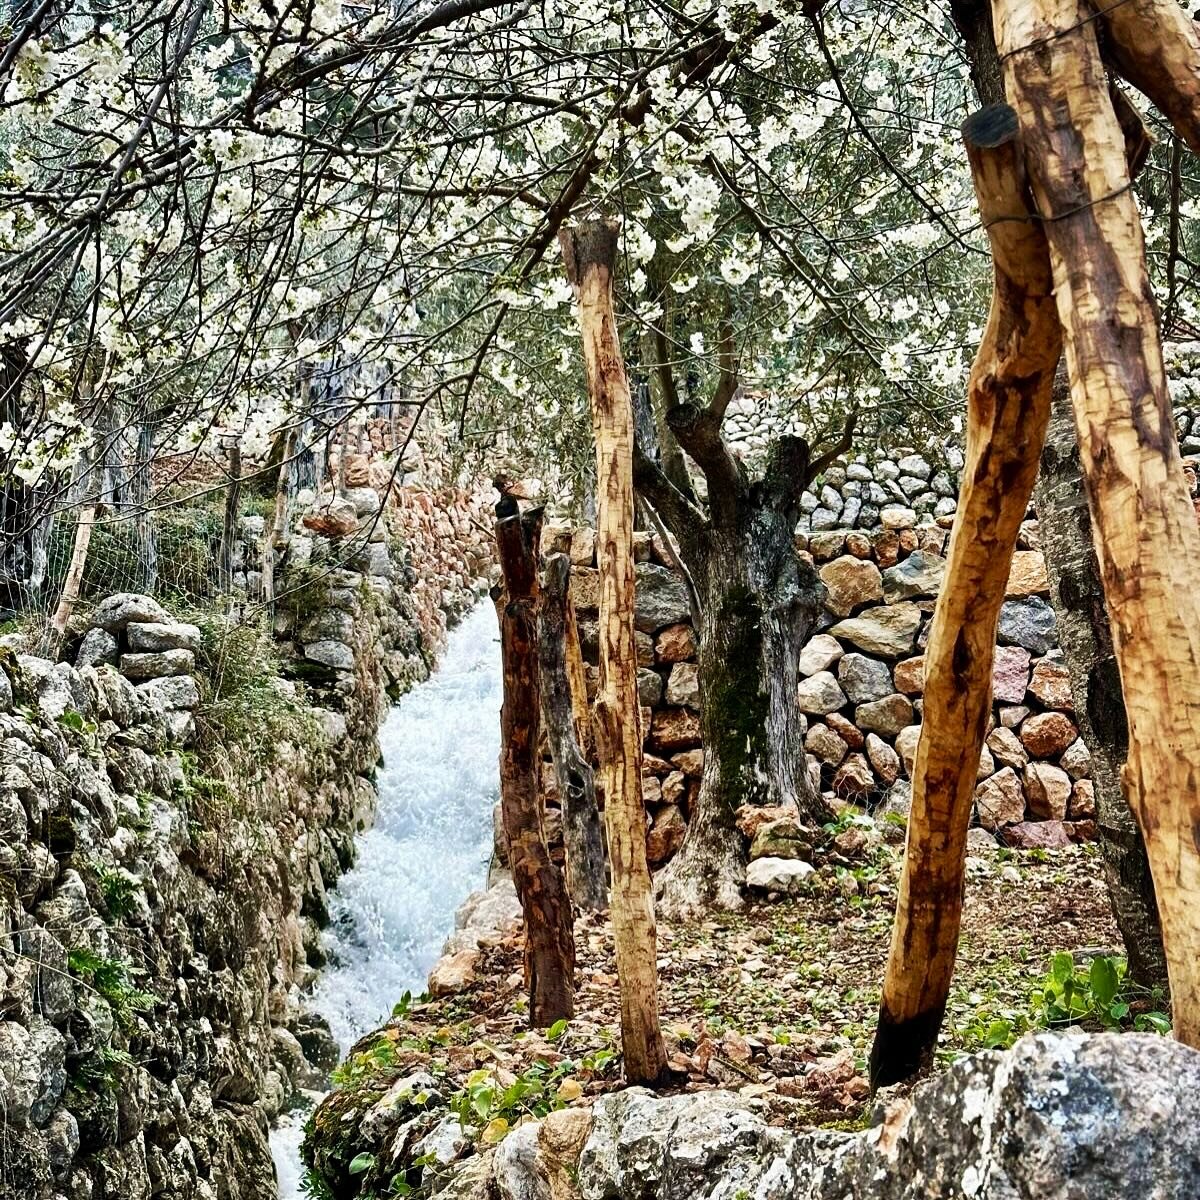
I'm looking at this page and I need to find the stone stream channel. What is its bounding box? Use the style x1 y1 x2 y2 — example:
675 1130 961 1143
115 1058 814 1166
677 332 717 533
270 603 503 1197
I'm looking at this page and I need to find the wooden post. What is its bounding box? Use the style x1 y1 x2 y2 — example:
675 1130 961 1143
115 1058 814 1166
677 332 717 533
494 502 576 1026
219 436 242 595
869 105 1062 1087
49 503 96 642
995 0 1200 1048
539 553 607 911
262 428 297 608
560 218 668 1084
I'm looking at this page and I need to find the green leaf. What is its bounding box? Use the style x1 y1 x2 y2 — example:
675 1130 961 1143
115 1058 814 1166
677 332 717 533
1108 1001 1130 1021
546 1019 569 1041
1051 952 1074 985
1135 1011 1172 1035
349 1153 375 1176
1089 956 1119 1007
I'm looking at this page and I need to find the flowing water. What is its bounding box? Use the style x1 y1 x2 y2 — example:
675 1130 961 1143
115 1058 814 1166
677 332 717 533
271 602 502 1197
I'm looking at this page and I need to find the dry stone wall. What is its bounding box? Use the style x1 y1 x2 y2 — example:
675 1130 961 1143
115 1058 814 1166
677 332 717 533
534 435 1200 867
0 478 492 1200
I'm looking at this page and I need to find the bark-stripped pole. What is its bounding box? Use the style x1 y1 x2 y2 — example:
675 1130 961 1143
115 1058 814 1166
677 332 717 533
219 436 242 594
494 501 576 1025
559 218 669 1084
50 504 96 641
994 0 1200 1048
539 552 607 911
869 105 1062 1088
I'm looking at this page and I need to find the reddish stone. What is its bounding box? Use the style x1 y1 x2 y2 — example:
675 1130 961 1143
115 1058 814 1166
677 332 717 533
735 804 798 839
872 529 901 569
1003 820 1072 850
650 708 701 752
832 753 874 798
975 766 1026 830
1006 550 1050 597
845 532 872 559
1025 761 1071 820
897 529 918 554
671 749 704 777
646 804 686 863
1069 778 1096 820
655 623 697 664
1028 657 1073 711
893 655 925 695
1019 712 1078 758
818 555 884 618
826 711 865 750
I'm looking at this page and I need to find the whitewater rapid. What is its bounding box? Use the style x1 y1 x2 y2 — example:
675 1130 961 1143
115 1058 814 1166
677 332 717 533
271 602 502 1197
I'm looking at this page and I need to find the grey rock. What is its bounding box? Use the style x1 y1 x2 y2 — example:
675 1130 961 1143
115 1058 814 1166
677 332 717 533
837 654 893 704
896 453 932 479
796 671 848 716
120 649 195 680
829 604 922 658
931 469 956 497
998 596 1058 655
882 551 946 601
28 1020 67 1126
637 668 664 708
846 464 873 482
633 564 692 633
135 675 200 711
565 1033 1200 1200
125 622 203 653
819 485 843 513
898 474 928 497
664 663 699 709
305 639 356 670
856 693 914 737
745 857 815 893
90 593 170 633
875 459 900 480
810 507 839 532
75 628 119 670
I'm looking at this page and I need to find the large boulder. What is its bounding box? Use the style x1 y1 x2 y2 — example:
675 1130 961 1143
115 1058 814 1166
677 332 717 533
567 1033 1200 1199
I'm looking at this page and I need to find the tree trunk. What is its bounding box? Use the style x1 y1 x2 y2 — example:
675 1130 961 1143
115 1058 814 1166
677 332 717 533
494 505 576 1026
134 421 157 593
661 516 825 914
870 104 1062 1088
1035 375 1167 987
539 552 607 912
996 0 1200 1048
560 218 668 1085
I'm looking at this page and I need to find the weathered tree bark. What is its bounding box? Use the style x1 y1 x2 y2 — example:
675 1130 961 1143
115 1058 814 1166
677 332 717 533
1035 374 1167 987
560 218 668 1084
995 0 1200 1047
494 503 576 1026
953 0 1166 993
633 364 838 917
219 438 242 594
870 105 1062 1088
539 552 607 912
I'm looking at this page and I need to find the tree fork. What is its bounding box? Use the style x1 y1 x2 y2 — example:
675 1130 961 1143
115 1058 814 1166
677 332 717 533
539 552 607 912
995 0 1200 1049
560 218 669 1084
870 104 1062 1088
494 504 576 1027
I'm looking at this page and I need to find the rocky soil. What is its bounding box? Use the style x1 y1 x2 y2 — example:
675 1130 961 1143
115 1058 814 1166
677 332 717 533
301 820 1155 1199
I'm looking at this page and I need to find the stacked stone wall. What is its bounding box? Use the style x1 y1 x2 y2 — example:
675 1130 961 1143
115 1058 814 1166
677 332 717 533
0 475 493 1200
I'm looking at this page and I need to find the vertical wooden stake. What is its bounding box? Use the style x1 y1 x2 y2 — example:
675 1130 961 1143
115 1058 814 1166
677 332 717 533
560 218 668 1084
870 105 1062 1086
996 0 1200 1049
539 553 607 911
494 504 576 1026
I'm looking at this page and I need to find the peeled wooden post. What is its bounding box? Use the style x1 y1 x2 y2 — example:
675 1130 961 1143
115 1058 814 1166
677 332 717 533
869 105 1062 1087
49 503 96 642
262 428 296 608
995 0 1200 1048
219 436 242 594
494 501 576 1026
560 219 668 1084
539 553 607 911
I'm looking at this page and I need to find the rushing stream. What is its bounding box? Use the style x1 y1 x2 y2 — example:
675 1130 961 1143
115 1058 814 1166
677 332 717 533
271 602 502 1197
